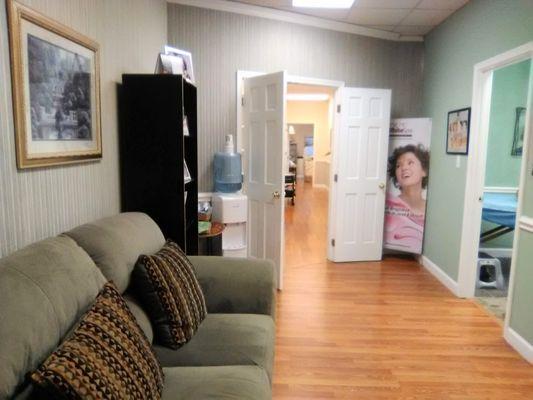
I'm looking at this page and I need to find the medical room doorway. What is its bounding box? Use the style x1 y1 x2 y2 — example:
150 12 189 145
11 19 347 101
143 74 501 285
474 59 531 321
284 83 336 267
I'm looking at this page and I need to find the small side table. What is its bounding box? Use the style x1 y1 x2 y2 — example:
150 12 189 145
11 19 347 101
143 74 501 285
198 222 224 256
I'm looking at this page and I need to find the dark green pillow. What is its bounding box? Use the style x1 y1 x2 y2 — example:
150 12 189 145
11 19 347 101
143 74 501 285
31 282 164 399
132 240 207 349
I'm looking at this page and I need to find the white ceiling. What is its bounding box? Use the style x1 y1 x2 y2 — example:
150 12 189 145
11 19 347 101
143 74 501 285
229 0 469 36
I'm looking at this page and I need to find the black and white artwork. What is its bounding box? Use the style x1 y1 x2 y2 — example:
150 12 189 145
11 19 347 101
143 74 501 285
7 0 101 168
511 107 526 156
28 34 92 141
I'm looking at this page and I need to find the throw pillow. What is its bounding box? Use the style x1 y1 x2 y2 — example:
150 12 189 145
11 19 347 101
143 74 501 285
31 282 164 399
132 240 207 349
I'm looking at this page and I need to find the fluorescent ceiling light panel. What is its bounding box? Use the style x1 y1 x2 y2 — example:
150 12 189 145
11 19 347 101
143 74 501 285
287 93 330 101
293 0 356 8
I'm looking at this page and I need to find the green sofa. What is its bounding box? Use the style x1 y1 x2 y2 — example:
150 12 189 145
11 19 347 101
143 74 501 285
0 213 276 399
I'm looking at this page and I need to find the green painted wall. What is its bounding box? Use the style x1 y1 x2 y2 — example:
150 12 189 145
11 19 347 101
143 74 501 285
482 60 530 249
486 60 530 187
510 231 533 343
510 60 533 342
422 0 533 280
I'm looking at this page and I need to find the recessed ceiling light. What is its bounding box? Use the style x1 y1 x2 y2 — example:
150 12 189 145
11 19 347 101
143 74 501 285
287 93 330 101
292 0 355 9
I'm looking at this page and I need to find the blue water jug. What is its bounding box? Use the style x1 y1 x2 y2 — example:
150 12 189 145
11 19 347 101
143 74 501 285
214 135 242 193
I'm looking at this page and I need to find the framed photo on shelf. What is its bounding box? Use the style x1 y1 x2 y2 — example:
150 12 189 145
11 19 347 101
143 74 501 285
7 0 102 169
164 45 195 84
446 107 471 155
511 107 526 156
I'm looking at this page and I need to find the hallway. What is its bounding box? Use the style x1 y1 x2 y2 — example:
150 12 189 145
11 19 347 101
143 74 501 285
273 182 533 399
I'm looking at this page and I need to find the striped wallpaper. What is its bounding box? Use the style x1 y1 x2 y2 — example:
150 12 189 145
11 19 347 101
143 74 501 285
167 3 425 191
0 0 167 257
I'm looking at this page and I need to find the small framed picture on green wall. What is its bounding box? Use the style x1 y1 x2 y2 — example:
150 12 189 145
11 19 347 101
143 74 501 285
446 107 471 155
511 107 526 156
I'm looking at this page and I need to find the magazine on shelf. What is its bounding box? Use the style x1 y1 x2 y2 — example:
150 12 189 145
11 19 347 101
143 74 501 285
183 115 190 136
184 160 191 184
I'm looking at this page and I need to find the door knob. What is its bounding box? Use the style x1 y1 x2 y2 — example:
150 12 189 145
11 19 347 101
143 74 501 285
273 191 281 199
379 183 385 189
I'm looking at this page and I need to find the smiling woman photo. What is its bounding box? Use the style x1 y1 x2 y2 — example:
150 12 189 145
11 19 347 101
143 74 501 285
388 144 430 215
384 144 430 252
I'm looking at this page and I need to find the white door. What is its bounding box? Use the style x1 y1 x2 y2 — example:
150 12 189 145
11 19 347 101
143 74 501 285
329 88 391 262
243 71 286 289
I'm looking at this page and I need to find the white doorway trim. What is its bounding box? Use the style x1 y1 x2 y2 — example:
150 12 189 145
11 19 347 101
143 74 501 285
458 41 533 300
236 71 344 263
236 71 344 153
454 41 533 365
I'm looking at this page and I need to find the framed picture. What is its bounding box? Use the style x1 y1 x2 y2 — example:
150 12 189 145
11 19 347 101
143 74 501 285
511 107 526 156
7 0 102 169
446 107 471 155
164 45 195 84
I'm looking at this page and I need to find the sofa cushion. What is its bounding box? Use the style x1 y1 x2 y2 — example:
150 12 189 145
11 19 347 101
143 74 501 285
154 314 275 382
124 294 154 344
162 366 271 400
31 282 164 400
132 240 207 349
0 235 106 399
65 212 165 292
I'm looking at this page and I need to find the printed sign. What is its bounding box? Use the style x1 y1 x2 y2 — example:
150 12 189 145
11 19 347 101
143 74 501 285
384 118 432 255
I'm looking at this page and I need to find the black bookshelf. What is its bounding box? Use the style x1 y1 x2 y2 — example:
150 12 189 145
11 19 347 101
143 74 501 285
119 74 198 255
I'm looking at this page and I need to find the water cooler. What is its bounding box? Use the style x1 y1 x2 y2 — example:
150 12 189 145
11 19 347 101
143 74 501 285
212 134 247 257
212 193 247 257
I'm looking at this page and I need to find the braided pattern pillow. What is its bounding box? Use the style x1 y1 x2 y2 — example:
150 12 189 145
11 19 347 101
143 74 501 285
132 240 207 349
31 282 164 399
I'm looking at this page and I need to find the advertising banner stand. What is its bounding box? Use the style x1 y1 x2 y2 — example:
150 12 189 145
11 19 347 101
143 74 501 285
384 118 432 255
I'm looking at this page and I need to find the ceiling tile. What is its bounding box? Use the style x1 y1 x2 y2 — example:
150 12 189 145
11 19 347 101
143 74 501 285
393 25 434 35
417 0 469 10
346 8 411 25
401 9 452 26
355 0 419 9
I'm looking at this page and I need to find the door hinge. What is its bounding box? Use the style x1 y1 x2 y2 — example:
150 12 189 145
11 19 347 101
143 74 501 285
334 174 338 182
241 96 245 107
337 104 341 113
331 239 335 247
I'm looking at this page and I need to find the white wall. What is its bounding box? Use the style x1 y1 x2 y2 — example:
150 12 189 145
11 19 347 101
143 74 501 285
0 0 167 256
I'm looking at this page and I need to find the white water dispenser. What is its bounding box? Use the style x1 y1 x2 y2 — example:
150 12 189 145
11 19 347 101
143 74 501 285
211 193 247 258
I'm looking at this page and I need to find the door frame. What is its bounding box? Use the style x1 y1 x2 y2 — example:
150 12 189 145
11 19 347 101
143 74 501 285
237 71 344 263
457 42 533 331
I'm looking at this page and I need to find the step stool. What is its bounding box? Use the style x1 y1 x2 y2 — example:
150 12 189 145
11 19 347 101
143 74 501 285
477 257 505 290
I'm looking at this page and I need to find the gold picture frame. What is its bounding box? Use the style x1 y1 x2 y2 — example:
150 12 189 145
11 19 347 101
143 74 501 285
7 0 102 169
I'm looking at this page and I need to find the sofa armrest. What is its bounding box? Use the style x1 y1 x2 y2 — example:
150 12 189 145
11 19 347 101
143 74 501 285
188 256 276 319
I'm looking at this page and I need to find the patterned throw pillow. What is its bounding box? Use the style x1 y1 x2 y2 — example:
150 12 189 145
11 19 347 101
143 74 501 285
132 240 207 349
31 282 164 399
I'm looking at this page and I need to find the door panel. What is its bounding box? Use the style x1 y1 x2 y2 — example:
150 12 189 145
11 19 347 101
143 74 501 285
330 88 391 262
243 71 286 289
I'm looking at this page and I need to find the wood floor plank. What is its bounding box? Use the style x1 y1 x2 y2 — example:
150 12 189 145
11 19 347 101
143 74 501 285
273 181 533 399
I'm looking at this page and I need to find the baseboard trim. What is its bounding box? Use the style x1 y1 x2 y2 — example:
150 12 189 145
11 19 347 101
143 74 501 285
504 327 533 363
479 247 513 258
419 255 460 297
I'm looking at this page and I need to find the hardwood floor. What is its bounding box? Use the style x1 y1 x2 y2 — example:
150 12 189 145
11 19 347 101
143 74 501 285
273 181 533 399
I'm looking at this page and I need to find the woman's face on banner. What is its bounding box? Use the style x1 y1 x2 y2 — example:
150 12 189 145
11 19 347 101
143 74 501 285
395 151 426 189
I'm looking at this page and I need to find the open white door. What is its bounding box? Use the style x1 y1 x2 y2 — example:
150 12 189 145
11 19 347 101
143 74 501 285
243 71 286 289
329 88 391 262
